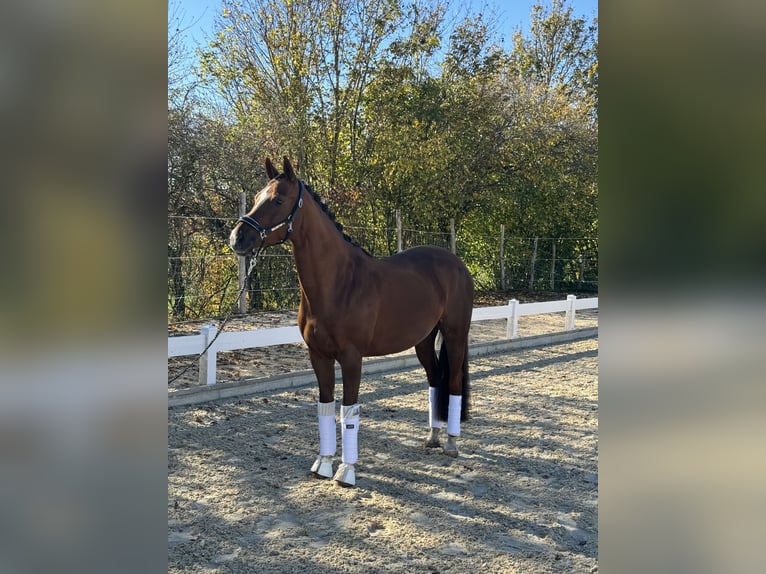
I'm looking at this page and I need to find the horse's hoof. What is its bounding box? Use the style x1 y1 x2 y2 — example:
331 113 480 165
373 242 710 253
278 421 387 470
443 435 459 458
333 463 356 487
424 428 442 448
311 455 334 479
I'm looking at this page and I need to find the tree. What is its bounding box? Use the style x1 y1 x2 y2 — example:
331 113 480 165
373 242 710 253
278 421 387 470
200 0 405 187
509 0 597 109
168 97 272 319
168 0 599 311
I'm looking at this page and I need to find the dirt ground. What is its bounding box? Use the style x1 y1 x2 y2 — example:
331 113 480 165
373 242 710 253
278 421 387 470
168 334 598 573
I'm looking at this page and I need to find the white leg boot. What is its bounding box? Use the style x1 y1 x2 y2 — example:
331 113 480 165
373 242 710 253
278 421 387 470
444 394 462 457
334 403 360 487
311 400 336 478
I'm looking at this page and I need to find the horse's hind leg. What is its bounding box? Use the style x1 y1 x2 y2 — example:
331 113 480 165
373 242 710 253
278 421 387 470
309 350 336 479
415 327 442 448
334 350 363 487
440 322 470 458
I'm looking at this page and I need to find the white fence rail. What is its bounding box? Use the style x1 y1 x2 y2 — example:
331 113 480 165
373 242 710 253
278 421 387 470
168 295 598 387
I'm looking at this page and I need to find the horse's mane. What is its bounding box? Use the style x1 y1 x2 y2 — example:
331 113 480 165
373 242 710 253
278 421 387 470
305 182 371 257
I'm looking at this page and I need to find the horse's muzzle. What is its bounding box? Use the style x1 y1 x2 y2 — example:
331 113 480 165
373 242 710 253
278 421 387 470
228 227 248 255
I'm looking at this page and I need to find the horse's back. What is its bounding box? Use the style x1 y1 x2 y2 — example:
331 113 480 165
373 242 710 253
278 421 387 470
385 245 474 299
385 245 469 273
373 245 474 335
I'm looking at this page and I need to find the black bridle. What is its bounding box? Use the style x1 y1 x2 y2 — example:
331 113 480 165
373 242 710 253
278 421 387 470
237 179 305 246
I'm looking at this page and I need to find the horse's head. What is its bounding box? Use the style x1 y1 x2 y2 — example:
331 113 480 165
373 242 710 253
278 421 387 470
229 156 304 256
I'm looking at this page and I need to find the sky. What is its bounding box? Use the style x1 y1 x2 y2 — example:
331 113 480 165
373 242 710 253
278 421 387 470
171 0 597 60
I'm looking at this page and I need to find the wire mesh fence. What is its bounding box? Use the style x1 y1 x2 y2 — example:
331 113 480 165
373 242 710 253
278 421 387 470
500 236 599 292
168 215 597 325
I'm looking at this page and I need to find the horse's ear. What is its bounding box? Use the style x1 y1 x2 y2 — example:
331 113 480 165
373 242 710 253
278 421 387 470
282 156 296 181
265 157 279 180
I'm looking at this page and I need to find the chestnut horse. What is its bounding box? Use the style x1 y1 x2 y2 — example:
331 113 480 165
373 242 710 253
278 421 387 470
229 157 474 486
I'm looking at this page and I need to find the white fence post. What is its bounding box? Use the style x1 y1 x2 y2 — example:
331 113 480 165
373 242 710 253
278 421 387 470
506 299 519 339
565 294 576 330
199 325 218 386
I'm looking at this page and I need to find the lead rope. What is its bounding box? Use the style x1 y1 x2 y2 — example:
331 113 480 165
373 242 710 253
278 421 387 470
167 249 263 385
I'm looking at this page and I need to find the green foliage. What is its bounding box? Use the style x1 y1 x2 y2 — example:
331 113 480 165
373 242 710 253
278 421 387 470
168 0 598 320
509 0 598 107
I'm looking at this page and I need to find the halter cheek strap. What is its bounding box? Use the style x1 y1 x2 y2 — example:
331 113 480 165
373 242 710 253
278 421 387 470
238 180 305 245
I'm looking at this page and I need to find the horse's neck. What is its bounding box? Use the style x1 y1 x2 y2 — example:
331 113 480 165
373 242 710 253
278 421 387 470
290 199 357 309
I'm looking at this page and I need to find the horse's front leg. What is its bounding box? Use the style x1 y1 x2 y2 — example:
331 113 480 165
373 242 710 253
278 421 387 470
334 351 362 487
309 350 336 479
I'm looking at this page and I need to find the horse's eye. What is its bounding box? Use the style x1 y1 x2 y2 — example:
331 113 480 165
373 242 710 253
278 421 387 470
275 197 284 206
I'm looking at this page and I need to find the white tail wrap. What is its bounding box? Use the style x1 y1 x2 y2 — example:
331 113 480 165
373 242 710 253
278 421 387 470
340 403 360 465
447 394 462 437
317 400 336 456
429 386 444 429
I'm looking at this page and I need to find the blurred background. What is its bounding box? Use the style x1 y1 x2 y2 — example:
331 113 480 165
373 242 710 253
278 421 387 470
600 1 766 572
0 1 167 573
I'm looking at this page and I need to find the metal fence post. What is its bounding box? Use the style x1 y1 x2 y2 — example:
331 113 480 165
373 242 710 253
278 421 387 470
499 224 505 290
550 240 556 291
529 237 538 289
238 192 247 313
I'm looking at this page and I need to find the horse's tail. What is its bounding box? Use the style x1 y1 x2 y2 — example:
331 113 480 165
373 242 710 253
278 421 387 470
435 334 470 423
